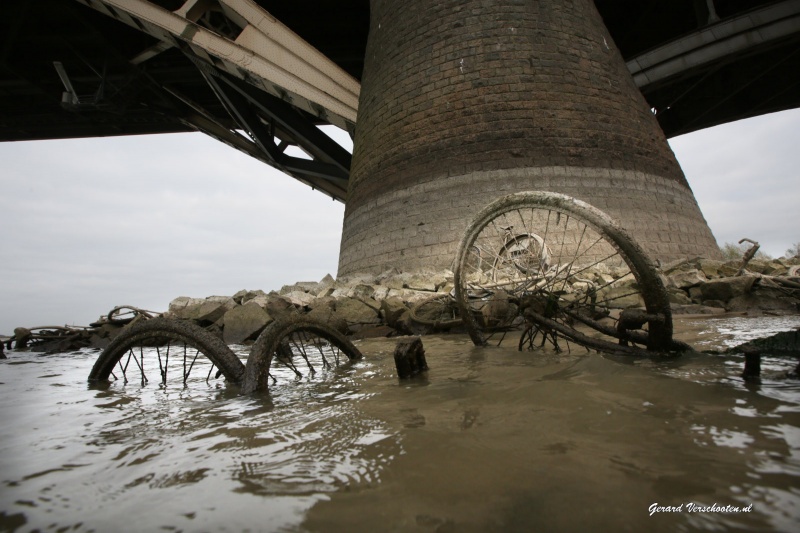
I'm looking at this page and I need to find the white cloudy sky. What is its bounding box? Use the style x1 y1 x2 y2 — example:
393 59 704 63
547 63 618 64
1 109 798 335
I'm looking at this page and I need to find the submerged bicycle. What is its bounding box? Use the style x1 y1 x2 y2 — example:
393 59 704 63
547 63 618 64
453 191 689 355
88 191 687 394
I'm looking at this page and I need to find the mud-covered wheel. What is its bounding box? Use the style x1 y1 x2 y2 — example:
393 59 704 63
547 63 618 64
409 293 463 331
88 317 245 387
454 191 675 354
242 316 363 394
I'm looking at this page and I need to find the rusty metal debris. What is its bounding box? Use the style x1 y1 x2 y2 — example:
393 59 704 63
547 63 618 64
4 305 161 353
730 329 800 381
736 238 761 276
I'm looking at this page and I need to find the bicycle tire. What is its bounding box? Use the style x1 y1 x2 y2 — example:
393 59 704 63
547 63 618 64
454 191 673 352
242 315 363 394
88 317 245 386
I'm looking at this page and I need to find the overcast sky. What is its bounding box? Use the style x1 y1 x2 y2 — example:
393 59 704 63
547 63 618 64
1 109 798 335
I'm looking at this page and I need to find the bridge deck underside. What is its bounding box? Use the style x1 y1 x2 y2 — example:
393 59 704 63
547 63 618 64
1 0 798 186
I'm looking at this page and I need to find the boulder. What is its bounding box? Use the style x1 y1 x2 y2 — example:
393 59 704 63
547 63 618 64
247 294 271 308
307 304 348 334
599 286 645 309
264 295 298 320
762 261 788 276
170 299 229 324
375 267 402 287
667 289 692 305
206 296 238 312
387 288 438 304
697 259 726 279
222 302 272 344
336 272 378 288
351 284 376 301
659 257 693 275
379 269 450 292
372 286 390 301
667 269 707 289
592 272 616 286
703 299 727 310
167 296 205 315
335 297 381 327
315 273 336 296
307 296 336 311
687 286 703 303
381 297 410 329
392 310 415 335
404 271 441 292
282 290 316 308
280 281 321 295
167 295 235 318
700 276 756 303
232 289 268 305
742 260 770 274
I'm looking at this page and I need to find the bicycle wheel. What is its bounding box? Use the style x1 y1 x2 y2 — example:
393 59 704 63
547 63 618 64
409 293 463 331
454 191 674 353
88 317 245 387
491 232 551 282
242 315 363 394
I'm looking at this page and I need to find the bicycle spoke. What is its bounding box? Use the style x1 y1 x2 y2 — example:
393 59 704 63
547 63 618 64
455 193 673 352
89 317 243 389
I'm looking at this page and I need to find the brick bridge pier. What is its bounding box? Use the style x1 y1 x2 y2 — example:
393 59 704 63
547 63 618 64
338 0 720 276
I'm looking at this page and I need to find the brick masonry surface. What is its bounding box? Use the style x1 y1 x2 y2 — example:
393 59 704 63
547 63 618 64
339 0 721 275
338 166 720 275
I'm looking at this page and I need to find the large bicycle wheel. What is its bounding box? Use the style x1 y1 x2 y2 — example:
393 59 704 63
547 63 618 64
454 191 674 354
88 317 245 387
242 315 363 394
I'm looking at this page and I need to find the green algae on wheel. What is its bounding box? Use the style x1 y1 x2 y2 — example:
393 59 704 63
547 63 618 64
89 317 245 387
243 315 363 394
454 191 675 354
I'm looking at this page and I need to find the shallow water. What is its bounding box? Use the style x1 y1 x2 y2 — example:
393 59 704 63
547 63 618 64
1 315 799 532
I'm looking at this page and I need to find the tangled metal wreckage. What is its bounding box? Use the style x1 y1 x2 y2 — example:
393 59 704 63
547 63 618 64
3 193 799 391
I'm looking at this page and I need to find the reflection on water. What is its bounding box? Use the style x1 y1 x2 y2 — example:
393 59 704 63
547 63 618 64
1 316 798 532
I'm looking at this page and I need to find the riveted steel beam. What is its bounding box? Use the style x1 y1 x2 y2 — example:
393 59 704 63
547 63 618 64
74 0 359 132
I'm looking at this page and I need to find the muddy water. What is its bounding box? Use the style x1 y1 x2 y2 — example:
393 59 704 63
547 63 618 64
1 316 799 532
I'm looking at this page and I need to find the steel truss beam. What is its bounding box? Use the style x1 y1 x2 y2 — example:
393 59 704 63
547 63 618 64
75 0 359 131
74 0 355 200
195 61 350 199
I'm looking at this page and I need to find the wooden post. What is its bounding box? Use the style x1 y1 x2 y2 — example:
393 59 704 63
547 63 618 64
394 337 429 379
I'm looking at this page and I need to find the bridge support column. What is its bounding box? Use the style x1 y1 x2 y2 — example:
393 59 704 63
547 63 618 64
338 0 720 276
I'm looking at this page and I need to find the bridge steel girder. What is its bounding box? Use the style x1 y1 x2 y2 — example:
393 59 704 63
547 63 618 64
74 0 359 132
628 1 800 90
627 0 800 136
196 65 350 198
73 0 357 200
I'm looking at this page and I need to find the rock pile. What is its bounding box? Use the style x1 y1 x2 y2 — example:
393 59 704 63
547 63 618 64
3 257 800 354
164 268 455 345
659 257 800 315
